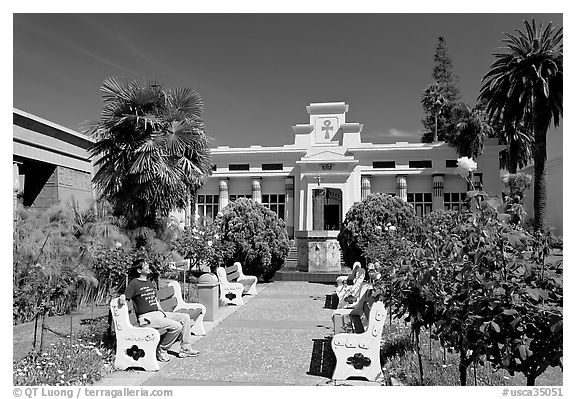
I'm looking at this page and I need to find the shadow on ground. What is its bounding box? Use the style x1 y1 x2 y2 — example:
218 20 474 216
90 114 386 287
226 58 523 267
307 336 336 378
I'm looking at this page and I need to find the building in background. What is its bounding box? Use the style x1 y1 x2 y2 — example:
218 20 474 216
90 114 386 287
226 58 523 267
13 109 94 211
196 102 505 268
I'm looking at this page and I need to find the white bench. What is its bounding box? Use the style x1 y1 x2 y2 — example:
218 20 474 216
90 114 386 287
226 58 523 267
335 261 361 288
225 262 258 295
331 284 373 334
335 268 366 309
216 267 244 306
109 280 206 371
331 300 387 381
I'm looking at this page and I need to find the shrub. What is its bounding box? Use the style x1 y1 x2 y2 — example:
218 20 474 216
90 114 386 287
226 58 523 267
215 198 289 281
338 193 419 266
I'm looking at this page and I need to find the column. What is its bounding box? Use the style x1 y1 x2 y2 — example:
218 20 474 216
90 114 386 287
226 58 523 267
252 177 262 203
361 175 372 201
432 174 444 211
284 177 295 237
396 175 407 202
219 178 229 210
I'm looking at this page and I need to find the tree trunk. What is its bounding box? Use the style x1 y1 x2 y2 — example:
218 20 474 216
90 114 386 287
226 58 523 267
434 111 438 142
459 351 468 386
527 374 536 386
509 138 519 174
414 327 424 385
532 112 548 231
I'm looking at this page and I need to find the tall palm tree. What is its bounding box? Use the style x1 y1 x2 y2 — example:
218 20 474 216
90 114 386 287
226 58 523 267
85 78 213 229
421 82 449 142
480 20 562 230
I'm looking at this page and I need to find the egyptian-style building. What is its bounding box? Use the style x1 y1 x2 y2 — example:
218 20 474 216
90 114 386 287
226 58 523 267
195 102 504 272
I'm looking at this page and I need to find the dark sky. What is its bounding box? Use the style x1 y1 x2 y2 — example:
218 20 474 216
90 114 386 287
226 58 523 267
13 13 563 155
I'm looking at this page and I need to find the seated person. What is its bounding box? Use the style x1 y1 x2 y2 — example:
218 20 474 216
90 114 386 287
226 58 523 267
118 258 200 362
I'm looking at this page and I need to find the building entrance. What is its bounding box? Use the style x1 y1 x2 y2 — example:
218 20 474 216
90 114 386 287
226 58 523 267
312 188 342 230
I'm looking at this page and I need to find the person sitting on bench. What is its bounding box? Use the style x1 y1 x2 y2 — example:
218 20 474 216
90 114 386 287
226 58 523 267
118 258 200 362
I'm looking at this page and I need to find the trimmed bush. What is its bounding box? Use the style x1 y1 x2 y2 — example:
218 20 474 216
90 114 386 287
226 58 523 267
338 193 419 266
215 198 290 281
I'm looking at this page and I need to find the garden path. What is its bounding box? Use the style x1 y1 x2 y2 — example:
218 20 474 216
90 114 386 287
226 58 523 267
103 281 339 386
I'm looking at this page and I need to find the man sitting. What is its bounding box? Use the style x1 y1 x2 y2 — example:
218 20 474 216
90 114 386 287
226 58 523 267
118 258 200 362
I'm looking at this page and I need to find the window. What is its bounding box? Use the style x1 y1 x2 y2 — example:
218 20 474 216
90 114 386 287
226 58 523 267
444 192 467 211
262 163 283 171
446 160 458 168
262 194 286 219
197 194 219 224
409 160 432 168
229 164 250 171
373 161 396 169
229 194 252 201
407 192 432 216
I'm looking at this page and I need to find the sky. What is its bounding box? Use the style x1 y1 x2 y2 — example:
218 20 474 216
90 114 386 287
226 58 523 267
13 12 563 157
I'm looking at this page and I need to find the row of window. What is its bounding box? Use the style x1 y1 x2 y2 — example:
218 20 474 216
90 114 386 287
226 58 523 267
373 160 461 169
218 163 284 171
197 191 468 222
196 194 286 223
218 161 465 170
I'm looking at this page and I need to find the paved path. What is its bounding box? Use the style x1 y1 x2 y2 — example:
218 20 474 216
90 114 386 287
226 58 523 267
99 282 340 386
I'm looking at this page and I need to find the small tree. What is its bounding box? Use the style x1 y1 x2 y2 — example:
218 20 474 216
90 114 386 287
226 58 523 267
215 199 290 281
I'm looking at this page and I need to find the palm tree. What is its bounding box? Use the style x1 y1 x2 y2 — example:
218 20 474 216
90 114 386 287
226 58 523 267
421 82 449 142
447 102 493 191
497 120 534 174
85 78 213 229
480 20 562 230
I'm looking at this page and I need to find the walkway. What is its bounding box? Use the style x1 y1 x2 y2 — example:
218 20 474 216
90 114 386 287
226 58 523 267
99 282 340 386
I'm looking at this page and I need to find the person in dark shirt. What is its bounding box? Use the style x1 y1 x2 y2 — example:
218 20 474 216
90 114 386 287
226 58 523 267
118 258 199 362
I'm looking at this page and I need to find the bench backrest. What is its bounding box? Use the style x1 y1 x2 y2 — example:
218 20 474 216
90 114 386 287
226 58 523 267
117 285 178 328
365 301 386 340
216 267 230 284
225 262 241 282
348 268 366 297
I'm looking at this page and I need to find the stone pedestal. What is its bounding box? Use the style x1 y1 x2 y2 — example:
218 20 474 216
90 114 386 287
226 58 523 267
295 230 341 272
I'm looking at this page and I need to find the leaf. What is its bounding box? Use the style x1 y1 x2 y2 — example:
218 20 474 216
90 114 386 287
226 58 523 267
518 344 527 360
502 309 518 316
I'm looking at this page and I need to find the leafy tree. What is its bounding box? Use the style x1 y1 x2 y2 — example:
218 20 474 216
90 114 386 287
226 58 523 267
446 102 493 159
86 77 213 229
214 198 290 281
480 20 563 231
421 36 462 142
338 193 419 267
496 120 534 174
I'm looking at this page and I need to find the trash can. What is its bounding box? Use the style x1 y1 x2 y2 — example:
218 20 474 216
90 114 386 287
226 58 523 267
197 273 219 322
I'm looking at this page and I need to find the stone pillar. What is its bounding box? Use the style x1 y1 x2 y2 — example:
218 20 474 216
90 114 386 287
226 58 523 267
284 177 295 237
361 175 372 201
396 175 407 202
219 178 229 210
252 177 262 203
312 189 325 230
432 174 444 211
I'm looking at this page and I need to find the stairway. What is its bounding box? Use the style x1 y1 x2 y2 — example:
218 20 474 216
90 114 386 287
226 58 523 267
284 246 298 270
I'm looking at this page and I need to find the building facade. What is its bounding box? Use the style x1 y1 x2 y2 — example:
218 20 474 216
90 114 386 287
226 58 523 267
13 109 95 211
195 102 504 244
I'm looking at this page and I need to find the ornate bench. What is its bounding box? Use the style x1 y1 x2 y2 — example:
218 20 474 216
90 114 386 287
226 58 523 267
331 284 373 334
225 262 258 295
335 261 361 288
216 267 244 306
109 280 206 371
330 300 387 381
335 268 366 309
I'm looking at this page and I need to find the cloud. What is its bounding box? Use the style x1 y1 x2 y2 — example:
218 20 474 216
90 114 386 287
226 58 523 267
363 128 420 140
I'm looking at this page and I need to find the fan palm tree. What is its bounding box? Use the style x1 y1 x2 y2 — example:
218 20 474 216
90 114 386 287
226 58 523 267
421 82 449 142
85 78 213 229
479 19 562 230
